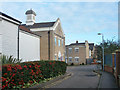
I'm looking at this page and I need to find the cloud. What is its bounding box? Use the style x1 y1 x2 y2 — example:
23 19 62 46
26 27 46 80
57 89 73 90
0 2 118 44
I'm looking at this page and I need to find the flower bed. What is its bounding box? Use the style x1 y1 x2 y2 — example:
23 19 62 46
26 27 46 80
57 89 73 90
2 61 67 89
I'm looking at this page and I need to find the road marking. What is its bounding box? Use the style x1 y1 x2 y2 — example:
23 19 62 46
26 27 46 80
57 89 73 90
41 73 73 88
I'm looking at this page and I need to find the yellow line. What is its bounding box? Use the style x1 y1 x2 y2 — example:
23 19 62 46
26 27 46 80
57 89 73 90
43 73 73 88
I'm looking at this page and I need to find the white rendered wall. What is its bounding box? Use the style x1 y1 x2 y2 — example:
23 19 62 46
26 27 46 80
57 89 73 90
19 31 40 62
0 20 2 54
0 19 18 58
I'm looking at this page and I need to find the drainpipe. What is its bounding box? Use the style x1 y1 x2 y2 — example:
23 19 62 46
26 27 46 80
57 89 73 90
48 28 50 60
17 25 20 60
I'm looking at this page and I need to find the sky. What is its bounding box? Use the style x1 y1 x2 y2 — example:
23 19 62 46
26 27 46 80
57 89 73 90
0 1 118 45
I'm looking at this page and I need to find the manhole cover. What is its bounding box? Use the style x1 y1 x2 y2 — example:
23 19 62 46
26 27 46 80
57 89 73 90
85 74 96 77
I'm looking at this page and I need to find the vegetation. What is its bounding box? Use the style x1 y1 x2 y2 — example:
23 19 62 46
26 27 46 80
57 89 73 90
96 39 120 60
2 61 67 89
0 55 22 64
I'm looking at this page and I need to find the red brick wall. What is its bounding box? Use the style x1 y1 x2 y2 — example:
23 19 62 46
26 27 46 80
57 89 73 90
104 65 113 73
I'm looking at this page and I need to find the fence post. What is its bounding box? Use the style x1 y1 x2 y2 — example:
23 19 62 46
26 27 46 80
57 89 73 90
116 50 120 86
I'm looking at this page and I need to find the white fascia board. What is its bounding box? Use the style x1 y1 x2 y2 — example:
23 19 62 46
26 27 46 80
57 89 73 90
53 19 65 35
0 15 20 25
20 29 40 38
30 27 53 32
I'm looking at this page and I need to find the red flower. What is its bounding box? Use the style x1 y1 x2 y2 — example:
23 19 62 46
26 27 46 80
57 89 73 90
49 62 52 65
38 65 41 68
2 77 7 82
12 79 14 81
24 65 27 68
12 74 15 77
2 85 5 89
29 65 32 68
4 73 7 76
7 66 12 71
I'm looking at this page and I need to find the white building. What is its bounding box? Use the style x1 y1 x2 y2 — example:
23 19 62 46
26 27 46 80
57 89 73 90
0 12 21 58
19 26 40 62
0 12 40 62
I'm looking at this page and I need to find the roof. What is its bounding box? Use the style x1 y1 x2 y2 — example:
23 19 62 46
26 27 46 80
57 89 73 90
0 12 22 23
66 42 94 50
22 22 55 28
19 25 41 37
25 9 36 16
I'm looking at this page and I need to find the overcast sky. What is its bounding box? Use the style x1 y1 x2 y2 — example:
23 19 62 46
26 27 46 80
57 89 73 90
0 2 118 45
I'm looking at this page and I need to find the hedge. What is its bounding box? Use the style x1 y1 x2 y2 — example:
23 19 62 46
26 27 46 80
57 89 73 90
2 61 67 89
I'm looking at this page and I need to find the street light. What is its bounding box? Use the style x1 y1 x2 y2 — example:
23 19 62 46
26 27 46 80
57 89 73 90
98 33 104 71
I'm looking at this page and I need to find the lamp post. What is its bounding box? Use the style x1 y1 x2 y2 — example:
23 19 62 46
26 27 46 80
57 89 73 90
98 33 104 71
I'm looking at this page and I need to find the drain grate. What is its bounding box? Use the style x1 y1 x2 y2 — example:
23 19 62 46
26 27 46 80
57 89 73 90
85 74 96 77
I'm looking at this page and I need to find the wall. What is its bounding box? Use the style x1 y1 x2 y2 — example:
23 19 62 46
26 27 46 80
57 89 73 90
0 19 18 58
54 23 65 61
33 31 49 60
66 45 86 65
19 31 40 62
0 33 2 54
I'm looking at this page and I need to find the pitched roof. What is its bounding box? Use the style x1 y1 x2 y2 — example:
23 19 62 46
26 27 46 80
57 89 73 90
19 25 40 37
0 11 22 23
25 9 36 16
22 22 55 29
66 42 94 50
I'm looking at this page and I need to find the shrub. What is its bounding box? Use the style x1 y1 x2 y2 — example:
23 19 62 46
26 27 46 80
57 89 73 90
1 55 22 64
82 63 84 65
71 63 74 66
2 61 67 89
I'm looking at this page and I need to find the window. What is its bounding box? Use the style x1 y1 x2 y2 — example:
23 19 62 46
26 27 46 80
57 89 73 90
75 57 79 62
54 37 57 46
69 48 72 54
58 39 60 46
69 57 72 62
55 55 57 60
75 48 79 53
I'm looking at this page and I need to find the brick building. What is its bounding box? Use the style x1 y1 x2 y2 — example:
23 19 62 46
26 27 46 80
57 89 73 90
65 40 95 65
22 9 65 61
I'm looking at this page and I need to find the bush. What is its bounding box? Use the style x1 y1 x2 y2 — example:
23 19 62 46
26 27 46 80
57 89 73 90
82 63 84 65
2 61 67 89
71 63 74 66
1 55 22 64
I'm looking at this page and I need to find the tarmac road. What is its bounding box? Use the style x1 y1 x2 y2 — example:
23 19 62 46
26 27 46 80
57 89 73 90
48 65 100 88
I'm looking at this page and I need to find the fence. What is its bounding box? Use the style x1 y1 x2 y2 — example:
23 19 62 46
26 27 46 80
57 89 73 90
104 50 120 87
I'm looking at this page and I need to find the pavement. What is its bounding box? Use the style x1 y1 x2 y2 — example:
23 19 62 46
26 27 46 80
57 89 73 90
98 71 118 88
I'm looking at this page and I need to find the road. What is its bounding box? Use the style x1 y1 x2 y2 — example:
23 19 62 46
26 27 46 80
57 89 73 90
48 65 101 88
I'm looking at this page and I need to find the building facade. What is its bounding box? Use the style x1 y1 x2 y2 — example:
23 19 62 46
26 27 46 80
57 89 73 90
0 11 41 62
65 40 94 65
19 26 40 62
0 12 21 58
22 9 65 61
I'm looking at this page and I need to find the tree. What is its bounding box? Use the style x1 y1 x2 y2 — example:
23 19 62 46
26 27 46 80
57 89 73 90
96 39 120 60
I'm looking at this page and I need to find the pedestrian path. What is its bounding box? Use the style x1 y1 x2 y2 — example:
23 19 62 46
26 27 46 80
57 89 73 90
98 71 118 88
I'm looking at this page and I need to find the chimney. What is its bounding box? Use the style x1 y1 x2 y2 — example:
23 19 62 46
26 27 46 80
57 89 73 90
76 40 78 43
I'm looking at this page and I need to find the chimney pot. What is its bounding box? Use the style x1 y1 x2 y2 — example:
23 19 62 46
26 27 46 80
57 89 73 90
76 41 78 43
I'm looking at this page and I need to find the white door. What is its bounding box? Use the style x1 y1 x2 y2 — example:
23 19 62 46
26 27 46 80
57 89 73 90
0 34 2 54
